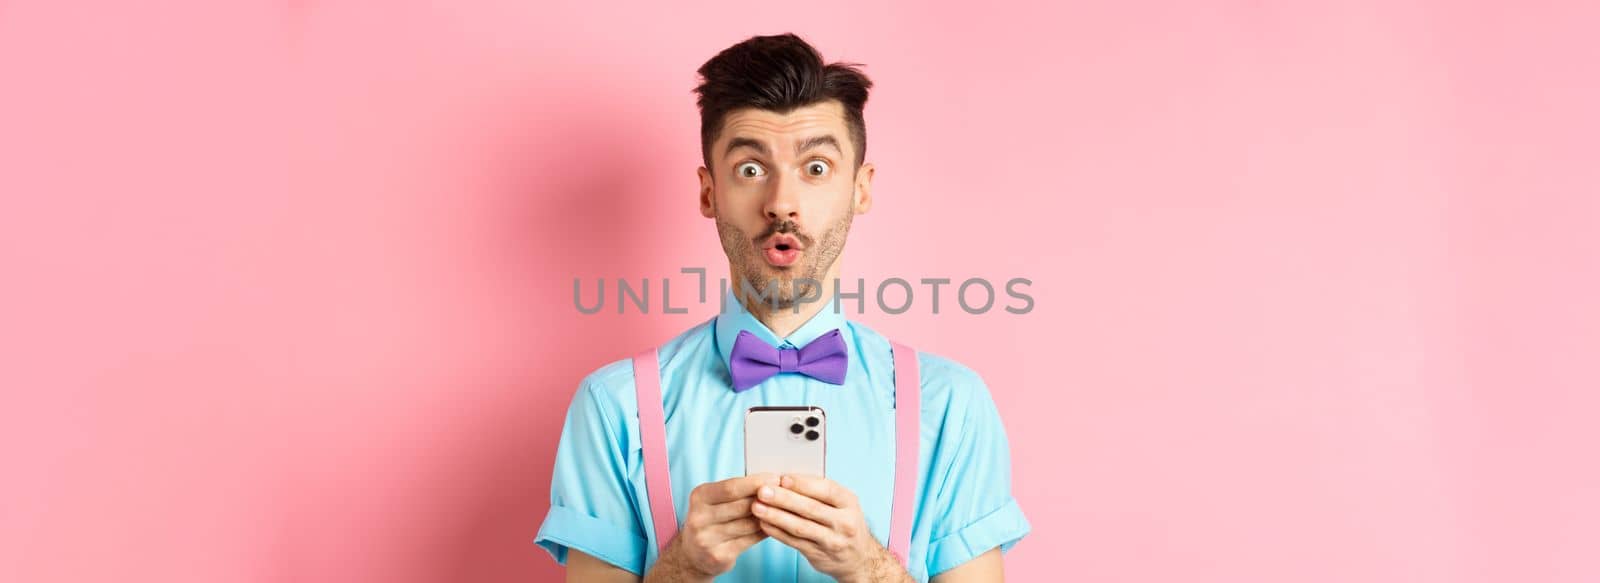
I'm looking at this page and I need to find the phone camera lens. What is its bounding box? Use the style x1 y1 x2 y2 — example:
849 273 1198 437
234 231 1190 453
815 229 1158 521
805 430 820 441
805 416 820 427
790 423 804 434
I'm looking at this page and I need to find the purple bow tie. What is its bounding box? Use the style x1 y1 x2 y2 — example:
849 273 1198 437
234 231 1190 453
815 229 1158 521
729 329 848 392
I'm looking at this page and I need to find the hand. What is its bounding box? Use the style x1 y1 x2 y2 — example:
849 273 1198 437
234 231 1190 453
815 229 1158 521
647 473 777 582
751 474 911 583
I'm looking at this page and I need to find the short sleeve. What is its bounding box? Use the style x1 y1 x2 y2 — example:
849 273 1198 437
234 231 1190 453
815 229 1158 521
923 364 1031 577
533 374 649 575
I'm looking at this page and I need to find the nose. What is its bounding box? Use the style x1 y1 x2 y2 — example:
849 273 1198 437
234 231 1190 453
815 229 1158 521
763 171 800 222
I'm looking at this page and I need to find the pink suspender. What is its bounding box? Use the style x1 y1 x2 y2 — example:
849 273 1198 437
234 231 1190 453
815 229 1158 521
632 349 679 555
886 340 920 566
632 342 920 568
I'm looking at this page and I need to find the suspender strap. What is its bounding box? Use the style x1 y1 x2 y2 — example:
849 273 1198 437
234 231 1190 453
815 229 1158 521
888 341 920 568
634 343 920 568
633 349 678 554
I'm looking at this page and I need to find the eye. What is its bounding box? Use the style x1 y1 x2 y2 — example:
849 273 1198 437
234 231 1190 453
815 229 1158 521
736 162 766 178
805 159 831 177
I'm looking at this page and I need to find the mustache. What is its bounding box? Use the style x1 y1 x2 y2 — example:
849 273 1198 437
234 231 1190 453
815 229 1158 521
753 220 814 247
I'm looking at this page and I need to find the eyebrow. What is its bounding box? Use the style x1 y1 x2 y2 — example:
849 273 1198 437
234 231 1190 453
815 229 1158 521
723 134 844 159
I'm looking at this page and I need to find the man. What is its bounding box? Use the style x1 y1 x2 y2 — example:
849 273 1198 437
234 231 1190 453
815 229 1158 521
534 33 1029 582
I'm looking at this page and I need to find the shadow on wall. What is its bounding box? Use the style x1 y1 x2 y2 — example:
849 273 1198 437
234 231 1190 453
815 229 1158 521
428 85 687 580
260 47 698 580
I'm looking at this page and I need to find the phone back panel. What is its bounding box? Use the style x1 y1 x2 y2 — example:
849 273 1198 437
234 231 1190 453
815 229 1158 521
744 406 826 477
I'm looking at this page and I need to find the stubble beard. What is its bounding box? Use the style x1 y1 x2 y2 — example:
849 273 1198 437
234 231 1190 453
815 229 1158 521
717 206 853 317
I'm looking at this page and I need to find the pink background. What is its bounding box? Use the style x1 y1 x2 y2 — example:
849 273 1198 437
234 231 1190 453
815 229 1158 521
3 1 1596 581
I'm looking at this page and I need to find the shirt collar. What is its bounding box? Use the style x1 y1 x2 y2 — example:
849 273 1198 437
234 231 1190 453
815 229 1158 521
714 288 850 376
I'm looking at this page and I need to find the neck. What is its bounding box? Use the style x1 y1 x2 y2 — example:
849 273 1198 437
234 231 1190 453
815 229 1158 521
733 273 841 339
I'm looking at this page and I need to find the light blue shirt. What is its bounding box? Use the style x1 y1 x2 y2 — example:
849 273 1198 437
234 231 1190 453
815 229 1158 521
534 293 1029 581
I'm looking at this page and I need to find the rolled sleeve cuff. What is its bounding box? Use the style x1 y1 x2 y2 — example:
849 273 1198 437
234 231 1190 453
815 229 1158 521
533 504 648 576
927 498 1032 577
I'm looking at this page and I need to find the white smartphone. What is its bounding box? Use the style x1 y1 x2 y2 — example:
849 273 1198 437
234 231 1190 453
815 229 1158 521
744 406 826 477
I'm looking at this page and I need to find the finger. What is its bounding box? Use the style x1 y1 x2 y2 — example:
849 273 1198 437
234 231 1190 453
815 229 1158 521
702 497 757 524
699 474 780 504
751 499 834 545
780 474 855 508
756 483 837 527
759 519 823 556
712 517 763 539
718 531 768 556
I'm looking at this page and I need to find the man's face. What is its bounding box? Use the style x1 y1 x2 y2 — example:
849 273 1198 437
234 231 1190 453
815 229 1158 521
698 100 875 312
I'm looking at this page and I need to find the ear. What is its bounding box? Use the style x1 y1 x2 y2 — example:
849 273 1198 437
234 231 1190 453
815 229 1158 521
697 166 716 218
852 161 875 215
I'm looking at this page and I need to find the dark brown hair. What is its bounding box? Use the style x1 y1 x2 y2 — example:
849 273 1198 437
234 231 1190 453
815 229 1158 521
693 33 874 170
